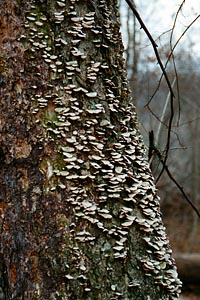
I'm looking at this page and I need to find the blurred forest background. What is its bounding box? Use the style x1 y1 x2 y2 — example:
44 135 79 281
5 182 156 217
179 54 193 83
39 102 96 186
119 0 200 297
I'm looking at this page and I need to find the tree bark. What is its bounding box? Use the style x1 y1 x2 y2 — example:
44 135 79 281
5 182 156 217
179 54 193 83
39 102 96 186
0 0 181 299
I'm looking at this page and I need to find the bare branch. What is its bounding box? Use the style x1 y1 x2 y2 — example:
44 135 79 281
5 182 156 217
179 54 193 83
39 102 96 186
125 7 131 69
149 134 200 219
124 0 200 218
125 0 175 100
169 1 185 126
147 9 200 108
125 0 175 183
155 78 176 146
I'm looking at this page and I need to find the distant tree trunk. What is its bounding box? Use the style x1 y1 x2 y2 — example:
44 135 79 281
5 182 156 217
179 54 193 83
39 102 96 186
0 1 181 299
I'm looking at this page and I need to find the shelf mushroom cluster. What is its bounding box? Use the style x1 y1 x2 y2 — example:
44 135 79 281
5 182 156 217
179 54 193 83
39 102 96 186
21 0 182 298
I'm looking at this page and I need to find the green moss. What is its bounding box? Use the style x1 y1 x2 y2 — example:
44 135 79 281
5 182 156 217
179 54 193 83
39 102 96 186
45 109 57 124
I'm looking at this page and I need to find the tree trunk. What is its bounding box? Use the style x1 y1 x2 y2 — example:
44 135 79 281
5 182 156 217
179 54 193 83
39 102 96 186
0 1 181 299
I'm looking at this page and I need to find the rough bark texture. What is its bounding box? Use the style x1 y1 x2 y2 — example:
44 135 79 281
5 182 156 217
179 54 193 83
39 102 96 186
0 0 181 299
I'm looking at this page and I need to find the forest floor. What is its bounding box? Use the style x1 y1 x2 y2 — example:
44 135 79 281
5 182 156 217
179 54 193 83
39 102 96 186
181 294 200 300
161 197 200 300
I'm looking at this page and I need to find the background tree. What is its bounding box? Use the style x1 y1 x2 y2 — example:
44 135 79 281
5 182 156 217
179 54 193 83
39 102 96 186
0 1 181 299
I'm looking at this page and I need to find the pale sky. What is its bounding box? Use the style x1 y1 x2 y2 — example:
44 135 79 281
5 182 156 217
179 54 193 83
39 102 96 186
120 0 200 57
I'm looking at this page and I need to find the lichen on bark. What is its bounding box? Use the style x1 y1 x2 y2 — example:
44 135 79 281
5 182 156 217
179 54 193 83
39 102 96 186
0 0 181 299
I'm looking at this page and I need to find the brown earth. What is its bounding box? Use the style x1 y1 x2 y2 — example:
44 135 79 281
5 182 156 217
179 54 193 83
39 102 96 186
161 196 200 299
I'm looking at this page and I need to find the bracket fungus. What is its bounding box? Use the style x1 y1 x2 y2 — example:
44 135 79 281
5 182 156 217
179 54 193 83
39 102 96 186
11 0 182 299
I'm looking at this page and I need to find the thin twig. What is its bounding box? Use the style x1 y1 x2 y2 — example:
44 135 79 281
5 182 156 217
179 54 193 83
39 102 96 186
147 12 200 108
163 161 200 218
124 0 200 218
125 7 131 69
169 1 185 126
155 78 176 146
154 12 200 181
125 0 175 182
151 138 200 218
125 0 175 100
